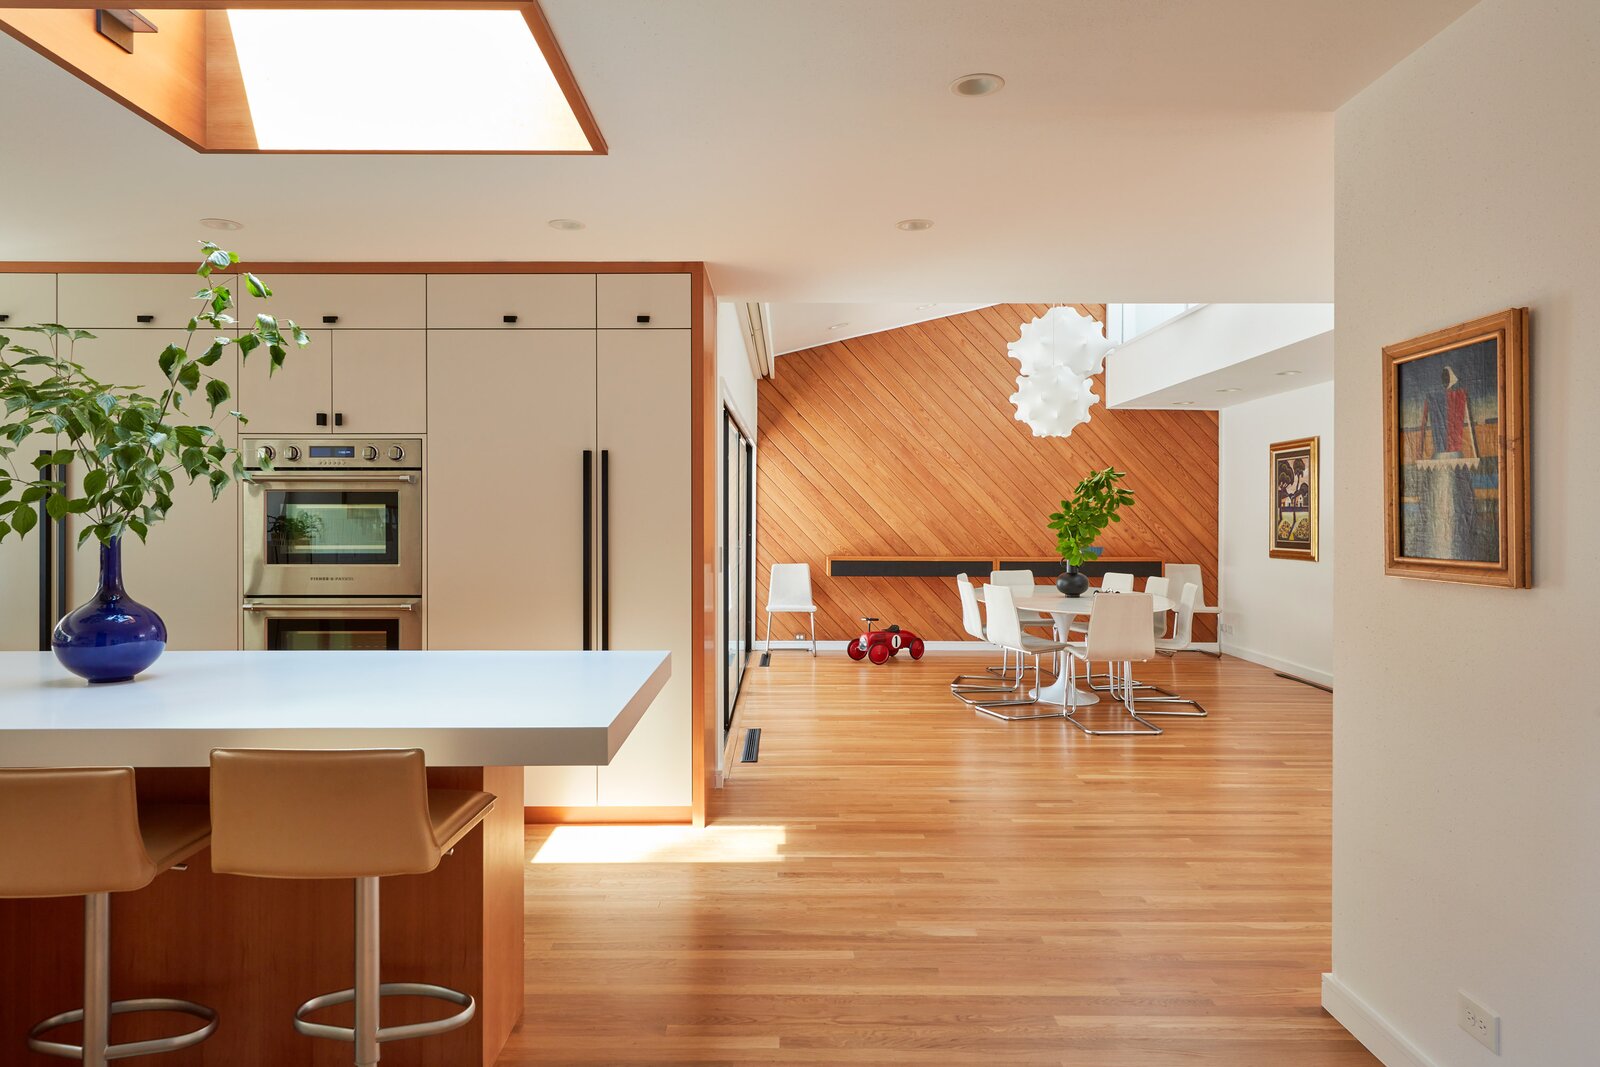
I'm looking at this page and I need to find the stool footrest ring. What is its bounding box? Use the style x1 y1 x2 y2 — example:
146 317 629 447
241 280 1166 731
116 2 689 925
294 982 476 1045
29 997 218 1061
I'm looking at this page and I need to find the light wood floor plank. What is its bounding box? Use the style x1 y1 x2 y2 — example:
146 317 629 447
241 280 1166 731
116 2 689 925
502 652 1373 1066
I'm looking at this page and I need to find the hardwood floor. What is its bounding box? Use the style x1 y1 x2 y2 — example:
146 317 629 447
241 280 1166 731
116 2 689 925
503 652 1374 1066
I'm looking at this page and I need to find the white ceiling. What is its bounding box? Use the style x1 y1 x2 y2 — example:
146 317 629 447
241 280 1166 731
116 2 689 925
0 0 1475 303
772 302 993 355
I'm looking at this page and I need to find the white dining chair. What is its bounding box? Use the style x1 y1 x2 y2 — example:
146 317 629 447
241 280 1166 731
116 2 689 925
1162 564 1220 656
1062 593 1163 736
1144 575 1172 639
1137 583 1209 716
950 575 1017 702
988 569 1055 632
1099 571 1135 593
971 585 1070 722
764 563 817 656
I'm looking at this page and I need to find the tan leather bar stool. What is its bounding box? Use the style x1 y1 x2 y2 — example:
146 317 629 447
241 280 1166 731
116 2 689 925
0 768 217 1067
209 749 495 1067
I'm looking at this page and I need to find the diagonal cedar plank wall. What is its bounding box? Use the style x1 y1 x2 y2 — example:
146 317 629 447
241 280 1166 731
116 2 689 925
756 303 1219 641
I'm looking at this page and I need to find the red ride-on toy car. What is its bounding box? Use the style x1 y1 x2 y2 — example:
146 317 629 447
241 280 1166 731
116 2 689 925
846 617 925 664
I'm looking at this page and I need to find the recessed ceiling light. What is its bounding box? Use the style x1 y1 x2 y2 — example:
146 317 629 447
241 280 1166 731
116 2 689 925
916 303 938 310
199 217 243 231
547 218 585 231
896 218 934 232
1276 369 1302 376
828 322 850 331
1172 400 1197 406
1216 387 1242 393
950 73 1005 97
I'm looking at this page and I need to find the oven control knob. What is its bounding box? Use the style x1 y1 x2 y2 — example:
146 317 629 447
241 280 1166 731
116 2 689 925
387 445 406 462
256 445 275 463
284 445 302 462
361 445 379 461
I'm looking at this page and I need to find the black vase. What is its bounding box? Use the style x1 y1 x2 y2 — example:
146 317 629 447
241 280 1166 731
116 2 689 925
1056 565 1090 598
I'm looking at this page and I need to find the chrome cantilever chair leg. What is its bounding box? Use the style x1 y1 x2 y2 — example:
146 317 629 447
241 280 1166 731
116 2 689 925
973 651 1069 721
1062 657 1163 736
953 646 1012 689
1093 660 1205 710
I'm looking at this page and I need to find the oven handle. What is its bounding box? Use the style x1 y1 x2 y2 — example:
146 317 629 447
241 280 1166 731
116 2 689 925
246 472 417 484
243 601 418 612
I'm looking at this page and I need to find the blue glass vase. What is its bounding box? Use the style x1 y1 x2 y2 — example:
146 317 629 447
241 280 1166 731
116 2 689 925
52 536 167 684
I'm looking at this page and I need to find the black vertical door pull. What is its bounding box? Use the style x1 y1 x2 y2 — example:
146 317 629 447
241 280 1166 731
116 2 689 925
582 450 593 651
600 449 611 651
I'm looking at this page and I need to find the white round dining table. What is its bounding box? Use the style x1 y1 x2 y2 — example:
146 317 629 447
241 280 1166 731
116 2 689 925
974 587 1173 707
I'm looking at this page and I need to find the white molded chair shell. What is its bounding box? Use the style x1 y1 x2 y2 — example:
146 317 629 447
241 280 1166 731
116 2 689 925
1100 571 1135 593
1156 583 1198 651
1084 593 1156 663
1144 576 1171 637
765 564 816 612
956 574 986 641
1163 564 1212 610
989 569 1053 627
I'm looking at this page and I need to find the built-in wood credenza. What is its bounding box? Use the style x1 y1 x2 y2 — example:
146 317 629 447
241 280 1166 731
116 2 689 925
0 263 719 828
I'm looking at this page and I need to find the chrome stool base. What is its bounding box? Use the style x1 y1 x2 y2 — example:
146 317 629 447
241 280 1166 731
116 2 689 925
29 998 218 1063
295 982 476 1046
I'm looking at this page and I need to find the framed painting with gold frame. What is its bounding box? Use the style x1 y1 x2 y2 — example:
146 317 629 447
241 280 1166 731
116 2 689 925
1269 436 1318 560
1382 307 1529 587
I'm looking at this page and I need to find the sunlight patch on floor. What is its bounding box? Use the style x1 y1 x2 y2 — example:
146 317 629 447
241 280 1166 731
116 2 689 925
531 824 787 864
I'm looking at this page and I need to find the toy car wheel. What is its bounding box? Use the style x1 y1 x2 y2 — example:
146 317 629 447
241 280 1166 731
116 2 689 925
909 638 925 660
868 642 891 665
846 640 867 661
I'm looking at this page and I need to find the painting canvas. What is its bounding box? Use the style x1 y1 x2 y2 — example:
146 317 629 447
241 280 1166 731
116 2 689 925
1269 437 1318 561
1383 308 1530 587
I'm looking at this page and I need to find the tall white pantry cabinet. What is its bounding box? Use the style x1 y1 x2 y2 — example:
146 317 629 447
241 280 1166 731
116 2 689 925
0 265 711 818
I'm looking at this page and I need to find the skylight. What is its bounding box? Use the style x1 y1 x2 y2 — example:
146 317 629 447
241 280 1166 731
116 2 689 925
226 9 593 152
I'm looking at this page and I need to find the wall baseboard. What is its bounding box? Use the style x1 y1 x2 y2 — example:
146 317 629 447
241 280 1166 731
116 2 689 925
1321 973 1439 1067
524 806 692 825
1220 641 1333 689
761 640 1000 653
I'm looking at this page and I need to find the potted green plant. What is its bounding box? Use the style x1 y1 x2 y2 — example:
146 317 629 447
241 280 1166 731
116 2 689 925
0 242 307 682
1047 467 1135 597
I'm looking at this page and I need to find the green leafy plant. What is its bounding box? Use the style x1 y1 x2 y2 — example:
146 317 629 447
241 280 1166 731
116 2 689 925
1047 467 1135 566
268 511 324 544
0 242 307 547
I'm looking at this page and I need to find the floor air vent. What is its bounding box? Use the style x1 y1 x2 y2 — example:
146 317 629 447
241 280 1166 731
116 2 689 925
739 728 761 763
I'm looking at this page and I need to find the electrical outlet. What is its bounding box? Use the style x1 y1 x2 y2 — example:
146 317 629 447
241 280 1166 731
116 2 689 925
1458 992 1500 1054
793 632 805 641
1218 622 1235 636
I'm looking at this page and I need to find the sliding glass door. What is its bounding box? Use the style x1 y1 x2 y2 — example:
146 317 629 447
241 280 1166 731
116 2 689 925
723 411 755 731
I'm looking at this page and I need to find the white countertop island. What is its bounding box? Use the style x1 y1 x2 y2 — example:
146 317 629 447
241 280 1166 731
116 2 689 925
0 649 671 768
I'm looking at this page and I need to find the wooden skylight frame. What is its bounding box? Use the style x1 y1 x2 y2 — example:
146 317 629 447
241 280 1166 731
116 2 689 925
0 1 607 154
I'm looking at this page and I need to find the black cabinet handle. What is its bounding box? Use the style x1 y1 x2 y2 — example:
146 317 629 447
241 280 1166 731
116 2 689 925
503 314 518 324
582 450 593 651
635 314 651 324
136 314 154 323
334 412 344 427
600 449 610 650
322 315 339 324
316 413 328 426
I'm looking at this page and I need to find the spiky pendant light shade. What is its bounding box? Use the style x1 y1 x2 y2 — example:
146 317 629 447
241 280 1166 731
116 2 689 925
1006 306 1115 437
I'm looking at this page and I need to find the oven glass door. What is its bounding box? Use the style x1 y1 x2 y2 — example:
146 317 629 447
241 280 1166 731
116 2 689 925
245 473 422 597
266 616 401 651
265 488 399 566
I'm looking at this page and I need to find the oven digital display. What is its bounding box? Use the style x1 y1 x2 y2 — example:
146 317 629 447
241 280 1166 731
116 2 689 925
309 446 356 458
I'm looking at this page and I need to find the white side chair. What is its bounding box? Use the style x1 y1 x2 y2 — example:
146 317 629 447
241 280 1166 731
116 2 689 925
764 563 817 656
1099 571 1135 593
1144 576 1171 639
1062 593 1162 736
988 569 1056 633
1163 564 1220 656
950 575 1016 703
1140 583 1208 716
971 585 1070 722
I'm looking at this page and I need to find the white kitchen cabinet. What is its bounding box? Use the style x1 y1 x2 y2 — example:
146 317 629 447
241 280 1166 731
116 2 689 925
65 330 241 651
58 274 233 331
596 273 692 329
0 426 55 653
0 274 55 330
247 274 426 330
237 330 423 434
426 274 596 329
595 330 693 806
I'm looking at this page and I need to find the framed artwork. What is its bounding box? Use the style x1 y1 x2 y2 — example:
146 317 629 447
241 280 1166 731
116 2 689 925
1383 307 1530 587
1269 436 1318 560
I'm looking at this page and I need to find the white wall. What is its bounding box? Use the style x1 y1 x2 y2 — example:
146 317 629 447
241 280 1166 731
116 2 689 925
1328 2 1599 1065
1218 381 1334 686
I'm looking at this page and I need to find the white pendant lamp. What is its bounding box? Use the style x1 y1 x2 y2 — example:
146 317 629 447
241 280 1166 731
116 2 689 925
1006 306 1115 437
